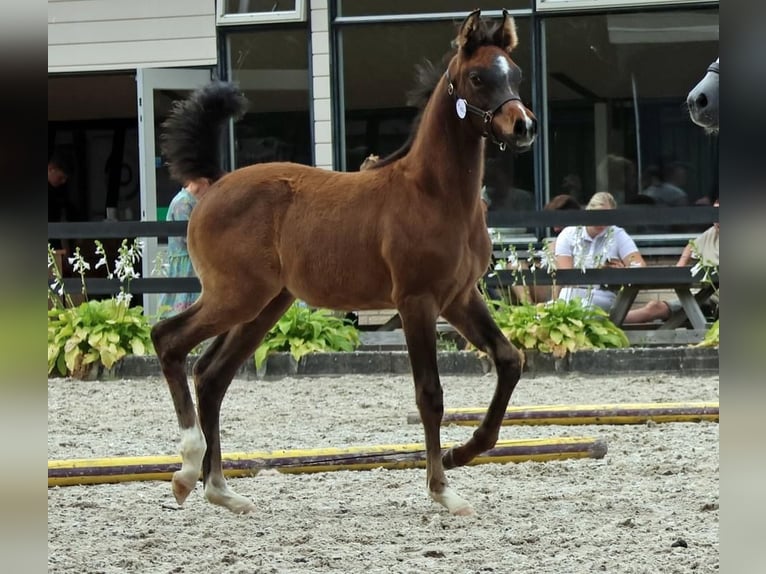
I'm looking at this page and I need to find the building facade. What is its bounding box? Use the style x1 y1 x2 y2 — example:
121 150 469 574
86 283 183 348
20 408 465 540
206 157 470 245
48 0 719 309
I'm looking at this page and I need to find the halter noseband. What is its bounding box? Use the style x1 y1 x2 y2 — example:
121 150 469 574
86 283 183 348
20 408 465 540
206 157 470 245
707 60 719 75
445 70 521 151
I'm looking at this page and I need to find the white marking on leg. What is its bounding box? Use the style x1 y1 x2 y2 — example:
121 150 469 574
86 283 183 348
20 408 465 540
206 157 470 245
204 475 256 514
171 425 206 504
429 486 475 516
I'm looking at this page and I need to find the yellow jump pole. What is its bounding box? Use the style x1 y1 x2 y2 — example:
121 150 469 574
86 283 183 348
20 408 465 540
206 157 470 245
406 402 719 426
48 436 607 488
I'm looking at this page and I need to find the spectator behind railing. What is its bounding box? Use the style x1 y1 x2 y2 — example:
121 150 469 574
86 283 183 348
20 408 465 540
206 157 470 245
157 177 211 318
624 199 719 324
48 150 78 254
553 191 646 313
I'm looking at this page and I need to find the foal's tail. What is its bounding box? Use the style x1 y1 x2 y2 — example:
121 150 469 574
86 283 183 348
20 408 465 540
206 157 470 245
160 81 249 184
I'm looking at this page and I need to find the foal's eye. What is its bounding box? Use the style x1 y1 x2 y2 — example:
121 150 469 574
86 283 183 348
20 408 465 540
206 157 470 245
469 73 482 87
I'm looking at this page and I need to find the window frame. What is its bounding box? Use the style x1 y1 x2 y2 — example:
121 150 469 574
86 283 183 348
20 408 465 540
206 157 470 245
536 0 717 12
216 0 307 26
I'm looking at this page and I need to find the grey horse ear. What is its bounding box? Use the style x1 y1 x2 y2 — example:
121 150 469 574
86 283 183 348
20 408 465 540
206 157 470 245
493 10 518 53
456 9 482 52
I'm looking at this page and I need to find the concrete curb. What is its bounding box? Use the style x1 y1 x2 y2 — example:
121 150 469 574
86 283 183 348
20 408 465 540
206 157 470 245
109 347 718 380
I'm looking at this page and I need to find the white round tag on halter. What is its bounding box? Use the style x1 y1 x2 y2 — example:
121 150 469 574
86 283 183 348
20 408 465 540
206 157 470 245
456 98 467 119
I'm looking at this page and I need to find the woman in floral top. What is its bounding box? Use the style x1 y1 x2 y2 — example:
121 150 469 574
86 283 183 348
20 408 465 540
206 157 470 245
158 177 211 318
554 191 646 312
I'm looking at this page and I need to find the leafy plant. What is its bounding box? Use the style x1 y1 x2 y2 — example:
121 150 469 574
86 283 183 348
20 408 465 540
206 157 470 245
485 297 629 358
47 240 154 378
254 303 360 369
482 236 629 357
696 319 719 348
47 298 152 377
689 239 719 347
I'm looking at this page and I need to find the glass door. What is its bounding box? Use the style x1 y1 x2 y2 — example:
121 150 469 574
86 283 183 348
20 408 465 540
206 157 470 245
136 68 212 317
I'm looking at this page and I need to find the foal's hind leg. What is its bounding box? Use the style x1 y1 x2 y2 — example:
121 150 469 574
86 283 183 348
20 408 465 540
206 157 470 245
399 295 473 516
193 290 295 514
151 302 239 505
441 287 523 469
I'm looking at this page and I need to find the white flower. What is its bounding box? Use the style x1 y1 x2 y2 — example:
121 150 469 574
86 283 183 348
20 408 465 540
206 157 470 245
51 277 65 297
116 291 133 306
68 253 91 274
538 249 556 274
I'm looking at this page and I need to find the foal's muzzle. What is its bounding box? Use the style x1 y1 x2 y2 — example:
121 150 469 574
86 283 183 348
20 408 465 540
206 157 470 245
495 101 537 152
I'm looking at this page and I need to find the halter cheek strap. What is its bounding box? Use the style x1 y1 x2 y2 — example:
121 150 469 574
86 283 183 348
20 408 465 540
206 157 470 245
445 71 521 151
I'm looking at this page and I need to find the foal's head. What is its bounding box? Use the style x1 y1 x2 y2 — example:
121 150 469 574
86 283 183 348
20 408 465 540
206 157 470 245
445 10 537 152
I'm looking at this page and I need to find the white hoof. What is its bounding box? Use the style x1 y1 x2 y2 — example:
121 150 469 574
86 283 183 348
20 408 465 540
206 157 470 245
205 481 256 514
429 486 475 516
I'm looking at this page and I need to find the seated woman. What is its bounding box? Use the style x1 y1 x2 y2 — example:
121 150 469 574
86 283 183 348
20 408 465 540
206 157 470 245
553 191 646 313
510 193 581 304
624 200 718 324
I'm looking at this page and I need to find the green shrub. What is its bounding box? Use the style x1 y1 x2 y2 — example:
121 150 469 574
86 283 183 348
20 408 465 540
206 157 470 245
48 240 154 378
689 240 719 348
254 303 360 369
486 297 629 358
696 319 719 347
48 299 152 377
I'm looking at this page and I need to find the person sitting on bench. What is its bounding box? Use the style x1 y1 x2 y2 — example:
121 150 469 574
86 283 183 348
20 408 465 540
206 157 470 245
554 191 646 313
624 199 718 324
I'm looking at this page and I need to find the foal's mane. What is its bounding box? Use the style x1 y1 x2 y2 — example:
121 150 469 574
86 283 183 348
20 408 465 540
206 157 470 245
366 17 508 171
365 58 445 170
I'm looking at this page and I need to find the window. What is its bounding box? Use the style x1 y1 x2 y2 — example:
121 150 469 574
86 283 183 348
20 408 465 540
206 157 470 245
217 0 306 25
339 19 535 216
337 1 531 18
226 29 312 167
537 0 715 11
544 8 718 230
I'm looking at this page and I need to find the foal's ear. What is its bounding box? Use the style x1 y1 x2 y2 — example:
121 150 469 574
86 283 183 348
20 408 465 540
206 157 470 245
456 9 482 53
494 10 518 53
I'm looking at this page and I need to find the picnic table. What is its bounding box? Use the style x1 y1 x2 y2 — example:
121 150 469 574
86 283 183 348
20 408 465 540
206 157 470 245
485 266 716 330
606 267 716 330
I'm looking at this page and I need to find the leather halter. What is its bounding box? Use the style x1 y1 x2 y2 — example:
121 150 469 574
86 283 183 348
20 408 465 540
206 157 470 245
707 60 719 75
445 70 521 151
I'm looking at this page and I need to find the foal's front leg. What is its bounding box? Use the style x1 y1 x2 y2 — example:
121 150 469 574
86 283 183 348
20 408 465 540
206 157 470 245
441 287 523 468
399 296 474 516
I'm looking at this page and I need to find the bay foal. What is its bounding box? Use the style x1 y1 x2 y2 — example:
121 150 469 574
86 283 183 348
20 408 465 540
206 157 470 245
151 9 536 516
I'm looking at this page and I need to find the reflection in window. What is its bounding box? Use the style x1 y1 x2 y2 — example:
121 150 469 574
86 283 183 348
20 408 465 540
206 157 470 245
545 9 718 227
226 29 311 168
223 0 297 12
337 0 531 17
340 19 534 217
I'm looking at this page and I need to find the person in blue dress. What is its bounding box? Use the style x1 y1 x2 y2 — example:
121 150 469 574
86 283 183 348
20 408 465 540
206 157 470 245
158 177 211 318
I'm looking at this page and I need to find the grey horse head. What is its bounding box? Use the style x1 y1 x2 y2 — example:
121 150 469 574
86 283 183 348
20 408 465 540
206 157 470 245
687 58 719 133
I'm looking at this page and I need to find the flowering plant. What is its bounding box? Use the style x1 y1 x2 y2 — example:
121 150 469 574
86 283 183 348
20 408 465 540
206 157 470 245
48 239 154 378
484 296 629 358
689 240 719 347
481 239 627 357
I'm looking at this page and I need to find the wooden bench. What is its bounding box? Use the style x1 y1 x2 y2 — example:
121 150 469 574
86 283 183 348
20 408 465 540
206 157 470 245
485 266 717 332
